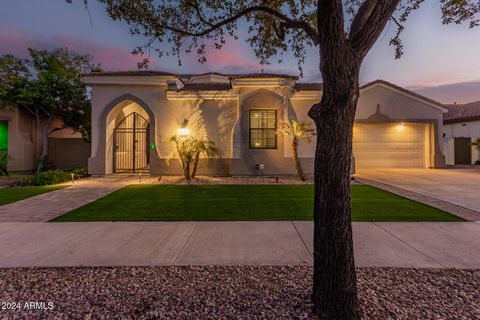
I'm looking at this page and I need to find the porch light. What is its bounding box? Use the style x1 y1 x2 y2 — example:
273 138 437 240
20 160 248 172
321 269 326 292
178 128 190 136
178 119 189 136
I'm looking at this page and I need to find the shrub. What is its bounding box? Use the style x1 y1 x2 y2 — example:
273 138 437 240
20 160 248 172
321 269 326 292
16 167 88 186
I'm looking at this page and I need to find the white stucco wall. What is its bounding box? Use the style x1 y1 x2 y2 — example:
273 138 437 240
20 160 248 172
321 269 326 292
443 120 480 164
86 78 447 174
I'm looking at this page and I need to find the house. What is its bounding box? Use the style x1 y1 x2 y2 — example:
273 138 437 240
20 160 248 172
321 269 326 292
0 105 90 172
443 101 480 165
82 71 447 176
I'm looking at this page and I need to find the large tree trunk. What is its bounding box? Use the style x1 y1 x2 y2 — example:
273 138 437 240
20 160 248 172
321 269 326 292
308 38 362 318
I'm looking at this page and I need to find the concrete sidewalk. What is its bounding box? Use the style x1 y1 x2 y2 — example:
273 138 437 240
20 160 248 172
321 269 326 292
0 221 478 268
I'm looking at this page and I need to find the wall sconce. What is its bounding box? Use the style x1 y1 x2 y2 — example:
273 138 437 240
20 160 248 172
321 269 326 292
178 119 189 136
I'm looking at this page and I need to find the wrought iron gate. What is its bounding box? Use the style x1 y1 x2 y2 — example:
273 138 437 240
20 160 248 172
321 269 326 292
113 112 150 173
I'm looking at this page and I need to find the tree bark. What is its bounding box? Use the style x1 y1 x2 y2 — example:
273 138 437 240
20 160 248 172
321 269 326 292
36 113 53 174
309 88 360 320
291 139 305 181
184 159 191 180
308 10 362 316
191 153 200 178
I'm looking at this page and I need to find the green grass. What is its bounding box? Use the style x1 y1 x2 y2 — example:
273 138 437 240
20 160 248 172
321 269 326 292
0 185 66 206
52 185 462 222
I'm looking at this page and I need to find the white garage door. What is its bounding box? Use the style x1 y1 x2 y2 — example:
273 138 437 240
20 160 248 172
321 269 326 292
353 123 428 168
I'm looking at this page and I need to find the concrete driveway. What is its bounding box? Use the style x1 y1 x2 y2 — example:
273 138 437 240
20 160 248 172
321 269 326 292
356 168 480 219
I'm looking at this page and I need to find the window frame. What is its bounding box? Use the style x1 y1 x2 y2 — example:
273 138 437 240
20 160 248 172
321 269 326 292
248 109 278 149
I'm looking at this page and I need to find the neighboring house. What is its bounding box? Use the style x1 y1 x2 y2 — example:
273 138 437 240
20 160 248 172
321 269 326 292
0 105 90 172
82 71 447 176
443 101 480 165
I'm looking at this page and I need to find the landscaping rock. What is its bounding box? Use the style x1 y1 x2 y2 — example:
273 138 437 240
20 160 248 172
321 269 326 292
0 267 477 319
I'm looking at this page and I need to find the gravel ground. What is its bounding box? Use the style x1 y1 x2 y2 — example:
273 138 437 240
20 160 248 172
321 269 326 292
0 266 478 320
138 175 360 185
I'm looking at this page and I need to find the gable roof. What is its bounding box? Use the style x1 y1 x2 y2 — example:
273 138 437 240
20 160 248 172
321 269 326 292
360 80 447 112
444 101 480 123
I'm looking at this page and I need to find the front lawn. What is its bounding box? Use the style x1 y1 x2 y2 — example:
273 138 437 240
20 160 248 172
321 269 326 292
0 186 66 206
52 185 462 222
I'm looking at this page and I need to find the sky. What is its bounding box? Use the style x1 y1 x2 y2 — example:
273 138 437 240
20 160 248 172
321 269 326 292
1 0 480 104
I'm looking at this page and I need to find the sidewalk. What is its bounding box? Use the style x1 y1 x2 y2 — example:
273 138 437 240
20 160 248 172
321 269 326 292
0 221 478 268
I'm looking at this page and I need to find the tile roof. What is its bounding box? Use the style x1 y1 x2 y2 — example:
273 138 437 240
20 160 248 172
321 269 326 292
82 70 179 77
444 101 480 123
181 72 299 80
175 83 232 91
83 70 298 80
294 83 323 91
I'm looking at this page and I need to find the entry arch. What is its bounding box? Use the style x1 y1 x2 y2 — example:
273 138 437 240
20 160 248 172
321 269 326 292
102 94 158 174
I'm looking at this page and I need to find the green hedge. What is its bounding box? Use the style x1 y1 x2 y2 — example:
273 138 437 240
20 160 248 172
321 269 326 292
17 168 88 186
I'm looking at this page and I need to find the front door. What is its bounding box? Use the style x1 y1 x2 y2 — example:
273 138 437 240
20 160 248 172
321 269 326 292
113 112 150 173
454 137 472 165
0 121 8 174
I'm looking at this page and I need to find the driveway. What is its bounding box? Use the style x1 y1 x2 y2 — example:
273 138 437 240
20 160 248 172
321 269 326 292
356 168 480 220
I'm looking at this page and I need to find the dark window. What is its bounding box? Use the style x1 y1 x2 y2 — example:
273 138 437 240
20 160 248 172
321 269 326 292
249 109 277 149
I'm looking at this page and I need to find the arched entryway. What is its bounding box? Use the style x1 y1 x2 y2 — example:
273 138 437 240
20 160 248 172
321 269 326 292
113 112 150 173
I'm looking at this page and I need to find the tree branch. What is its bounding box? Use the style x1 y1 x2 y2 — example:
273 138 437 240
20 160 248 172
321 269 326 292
153 5 319 44
186 0 214 27
349 0 401 58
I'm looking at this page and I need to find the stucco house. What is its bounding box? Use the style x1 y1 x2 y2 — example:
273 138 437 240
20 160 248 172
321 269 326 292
443 101 480 165
0 105 90 172
82 71 447 176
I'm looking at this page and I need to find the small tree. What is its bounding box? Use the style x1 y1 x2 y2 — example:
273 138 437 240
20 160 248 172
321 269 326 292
170 135 195 179
169 135 218 180
278 118 316 181
0 48 100 173
191 138 219 178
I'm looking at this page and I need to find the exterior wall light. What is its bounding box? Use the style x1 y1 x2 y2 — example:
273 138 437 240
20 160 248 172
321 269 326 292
178 119 189 136
178 128 190 136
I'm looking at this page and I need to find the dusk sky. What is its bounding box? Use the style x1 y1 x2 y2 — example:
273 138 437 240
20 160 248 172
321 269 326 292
1 0 480 103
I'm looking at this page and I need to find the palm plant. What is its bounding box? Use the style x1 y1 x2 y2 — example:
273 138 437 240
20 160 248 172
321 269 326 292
472 138 480 165
169 135 218 180
169 136 196 180
278 118 316 181
472 138 480 150
191 138 218 179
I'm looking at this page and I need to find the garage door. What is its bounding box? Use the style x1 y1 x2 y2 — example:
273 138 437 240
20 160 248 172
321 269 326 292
353 123 428 168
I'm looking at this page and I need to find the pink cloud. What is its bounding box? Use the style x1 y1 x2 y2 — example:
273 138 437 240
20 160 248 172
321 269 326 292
184 38 263 73
0 25 152 71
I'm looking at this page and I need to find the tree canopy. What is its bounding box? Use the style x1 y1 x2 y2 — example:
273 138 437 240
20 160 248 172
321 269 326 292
0 48 101 141
77 0 480 72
